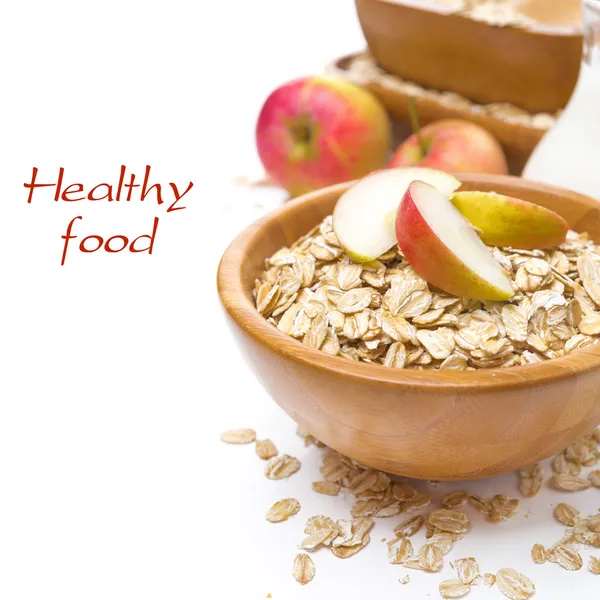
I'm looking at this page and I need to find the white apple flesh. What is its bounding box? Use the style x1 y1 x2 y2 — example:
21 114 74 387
396 180 514 301
333 168 460 262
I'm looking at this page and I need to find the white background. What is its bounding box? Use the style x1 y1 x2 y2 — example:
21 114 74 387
0 1 598 598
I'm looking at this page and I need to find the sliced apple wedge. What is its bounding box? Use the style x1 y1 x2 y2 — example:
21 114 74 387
451 191 569 249
396 181 514 301
333 168 460 262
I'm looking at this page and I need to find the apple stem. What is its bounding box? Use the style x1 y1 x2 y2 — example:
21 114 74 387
408 96 427 158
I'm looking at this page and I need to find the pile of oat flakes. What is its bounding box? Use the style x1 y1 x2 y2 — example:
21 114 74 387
334 53 558 132
221 426 600 597
254 216 600 370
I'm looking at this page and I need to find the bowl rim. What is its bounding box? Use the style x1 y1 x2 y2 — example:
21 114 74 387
217 174 600 392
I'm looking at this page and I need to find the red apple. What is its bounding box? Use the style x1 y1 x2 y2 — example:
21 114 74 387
256 76 391 197
389 119 508 175
396 181 514 301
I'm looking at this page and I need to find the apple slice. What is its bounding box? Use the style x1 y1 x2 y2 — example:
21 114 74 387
396 181 514 301
451 191 568 249
333 168 460 262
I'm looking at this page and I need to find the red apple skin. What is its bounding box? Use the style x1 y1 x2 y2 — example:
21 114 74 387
396 183 514 301
389 119 508 175
256 76 391 197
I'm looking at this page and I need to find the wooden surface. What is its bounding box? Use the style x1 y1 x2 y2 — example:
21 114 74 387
217 175 600 480
328 53 550 175
355 0 582 114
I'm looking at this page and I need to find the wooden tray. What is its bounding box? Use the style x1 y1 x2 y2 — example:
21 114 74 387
326 52 560 175
355 0 582 114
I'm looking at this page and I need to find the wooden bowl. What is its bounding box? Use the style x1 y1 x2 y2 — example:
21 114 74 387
355 0 582 114
217 175 600 480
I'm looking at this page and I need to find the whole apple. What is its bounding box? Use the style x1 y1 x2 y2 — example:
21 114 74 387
256 76 391 197
389 119 508 175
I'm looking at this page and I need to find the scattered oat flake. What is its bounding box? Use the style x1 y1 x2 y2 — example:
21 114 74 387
346 517 374 546
376 501 403 518
265 454 301 480
590 556 600 574
439 578 471 598
292 553 315 585
351 497 382 518
348 469 380 494
302 515 338 549
496 568 535 600
394 515 424 538
405 492 432 512
331 535 370 558
266 498 301 523
531 544 546 564
220 428 256 444
483 573 496 587
488 494 520 522
299 529 335 551
403 556 427 571
518 464 544 497
418 542 444 572
468 495 492 515
429 533 455 556
442 491 469 509
453 557 480 584
392 482 418 501
554 503 580 526
388 537 413 564
589 514 600 532
429 509 471 534
255 438 278 459
548 544 583 571
312 480 341 496
589 470 600 487
398 574 410 585
550 473 592 491
552 452 581 475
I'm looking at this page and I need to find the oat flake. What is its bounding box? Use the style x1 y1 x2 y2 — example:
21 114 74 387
265 454 301 480
388 537 413 564
220 428 256 444
453 557 480 584
548 544 583 571
394 515 424 538
266 498 301 523
418 542 444 572
554 503 580 526
496 568 535 600
531 544 546 564
442 491 469 509
518 464 544 497
255 438 278 460
550 473 592 491
312 480 341 496
292 553 315 585
331 535 370 558
439 578 471 598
